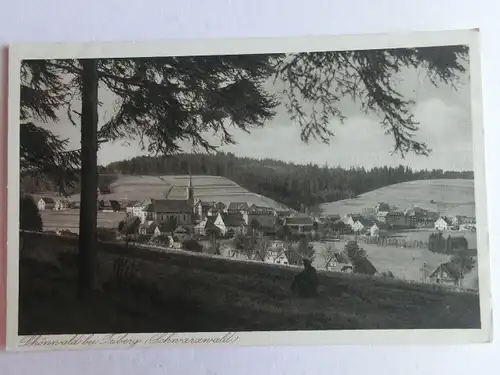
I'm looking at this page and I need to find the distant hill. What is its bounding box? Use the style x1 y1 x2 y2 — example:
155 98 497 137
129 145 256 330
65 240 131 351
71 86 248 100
320 179 476 217
74 174 291 211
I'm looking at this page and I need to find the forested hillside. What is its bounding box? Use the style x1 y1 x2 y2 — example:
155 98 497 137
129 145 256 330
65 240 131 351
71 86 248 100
21 152 473 211
103 153 473 211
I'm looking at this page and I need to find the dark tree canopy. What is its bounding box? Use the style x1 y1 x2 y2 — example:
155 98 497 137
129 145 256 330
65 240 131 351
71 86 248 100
20 46 469 189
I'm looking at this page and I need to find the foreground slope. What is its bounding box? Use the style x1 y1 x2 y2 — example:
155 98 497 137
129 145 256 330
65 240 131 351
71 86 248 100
19 232 480 335
320 179 476 217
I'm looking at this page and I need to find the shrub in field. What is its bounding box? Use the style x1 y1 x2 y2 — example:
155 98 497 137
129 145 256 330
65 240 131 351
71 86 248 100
182 239 203 253
20 194 43 232
380 271 395 279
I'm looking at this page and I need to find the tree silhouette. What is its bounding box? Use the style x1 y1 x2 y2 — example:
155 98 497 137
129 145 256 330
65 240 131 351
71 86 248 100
20 45 468 297
19 194 43 232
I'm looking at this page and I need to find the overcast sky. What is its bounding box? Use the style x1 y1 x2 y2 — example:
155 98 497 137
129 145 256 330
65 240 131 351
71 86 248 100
32 51 473 171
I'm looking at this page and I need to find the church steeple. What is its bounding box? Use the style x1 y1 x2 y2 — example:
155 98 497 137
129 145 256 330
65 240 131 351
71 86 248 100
187 173 194 207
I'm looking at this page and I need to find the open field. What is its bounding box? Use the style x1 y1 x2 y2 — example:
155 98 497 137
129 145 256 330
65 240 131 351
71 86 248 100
19 232 481 335
312 240 452 282
41 209 124 234
66 174 290 211
320 179 476 217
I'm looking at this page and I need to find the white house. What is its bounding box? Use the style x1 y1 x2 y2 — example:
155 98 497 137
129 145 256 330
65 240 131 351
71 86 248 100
351 218 373 233
37 197 55 211
264 249 289 265
129 199 151 224
434 216 452 231
213 212 247 236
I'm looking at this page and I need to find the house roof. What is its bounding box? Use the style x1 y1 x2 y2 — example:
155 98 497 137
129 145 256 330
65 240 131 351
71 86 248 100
213 202 226 209
430 262 463 280
174 226 188 233
196 200 214 207
227 202 249 211
145 199 192 213
376 211 389 217
220 213 246 227
436 216 452 225
126 200 139 208
40 197 55 204
355 218 374 227
285 216 315 226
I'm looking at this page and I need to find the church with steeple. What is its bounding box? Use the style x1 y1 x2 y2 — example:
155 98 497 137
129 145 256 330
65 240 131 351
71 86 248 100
144 174 196 226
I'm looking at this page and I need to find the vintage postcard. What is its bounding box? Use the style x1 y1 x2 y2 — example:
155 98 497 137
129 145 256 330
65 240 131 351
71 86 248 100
5 29 492 351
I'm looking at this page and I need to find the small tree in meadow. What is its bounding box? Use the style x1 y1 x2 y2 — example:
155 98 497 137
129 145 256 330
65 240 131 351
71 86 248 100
20 194 43 232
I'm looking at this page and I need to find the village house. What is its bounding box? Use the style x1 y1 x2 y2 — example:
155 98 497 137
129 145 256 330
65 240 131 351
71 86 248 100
328 219 351 235
370 222 389 237
242 205 277 231
226 201 249 213
459 223 476 232
341 214 363 227
194 200 215 221
213 212 247 236
54 198 70 211
37 197 55 211
375 202 391 212
138 222 161 237
194 216 221 236
376 211 389 223
284 216 315 234
128 199 152 224
125 200 139 214
99 199 121 212
385 210 412 228
429 262 463 286
351 218 374 234
274 210 293 218
435 216 452 231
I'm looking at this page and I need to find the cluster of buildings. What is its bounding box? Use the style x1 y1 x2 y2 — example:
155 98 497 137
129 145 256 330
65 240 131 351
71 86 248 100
121 176 316 240
323 202 476 237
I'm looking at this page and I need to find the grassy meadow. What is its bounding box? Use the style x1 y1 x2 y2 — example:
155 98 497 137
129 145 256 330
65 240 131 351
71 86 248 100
19 232 481 335
320 179 476 217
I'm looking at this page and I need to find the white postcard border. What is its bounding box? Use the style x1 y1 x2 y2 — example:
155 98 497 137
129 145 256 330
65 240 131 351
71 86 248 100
6 29 492 351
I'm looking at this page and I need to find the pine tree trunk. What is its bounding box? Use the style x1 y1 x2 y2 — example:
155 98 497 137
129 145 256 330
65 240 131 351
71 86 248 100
77 59 99 300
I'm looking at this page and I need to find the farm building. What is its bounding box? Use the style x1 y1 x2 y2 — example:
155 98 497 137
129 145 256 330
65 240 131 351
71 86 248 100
429 262 463 286
385 210 411 228
226 201 249 213
99 199 121 212
37 197 55 211
54 199 70 211
284 216 315 234
213 212 247 236
435 216 452 231
274 210 293 218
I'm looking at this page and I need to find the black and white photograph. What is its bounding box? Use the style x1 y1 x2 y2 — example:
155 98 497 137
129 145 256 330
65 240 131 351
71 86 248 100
7 30 492 350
